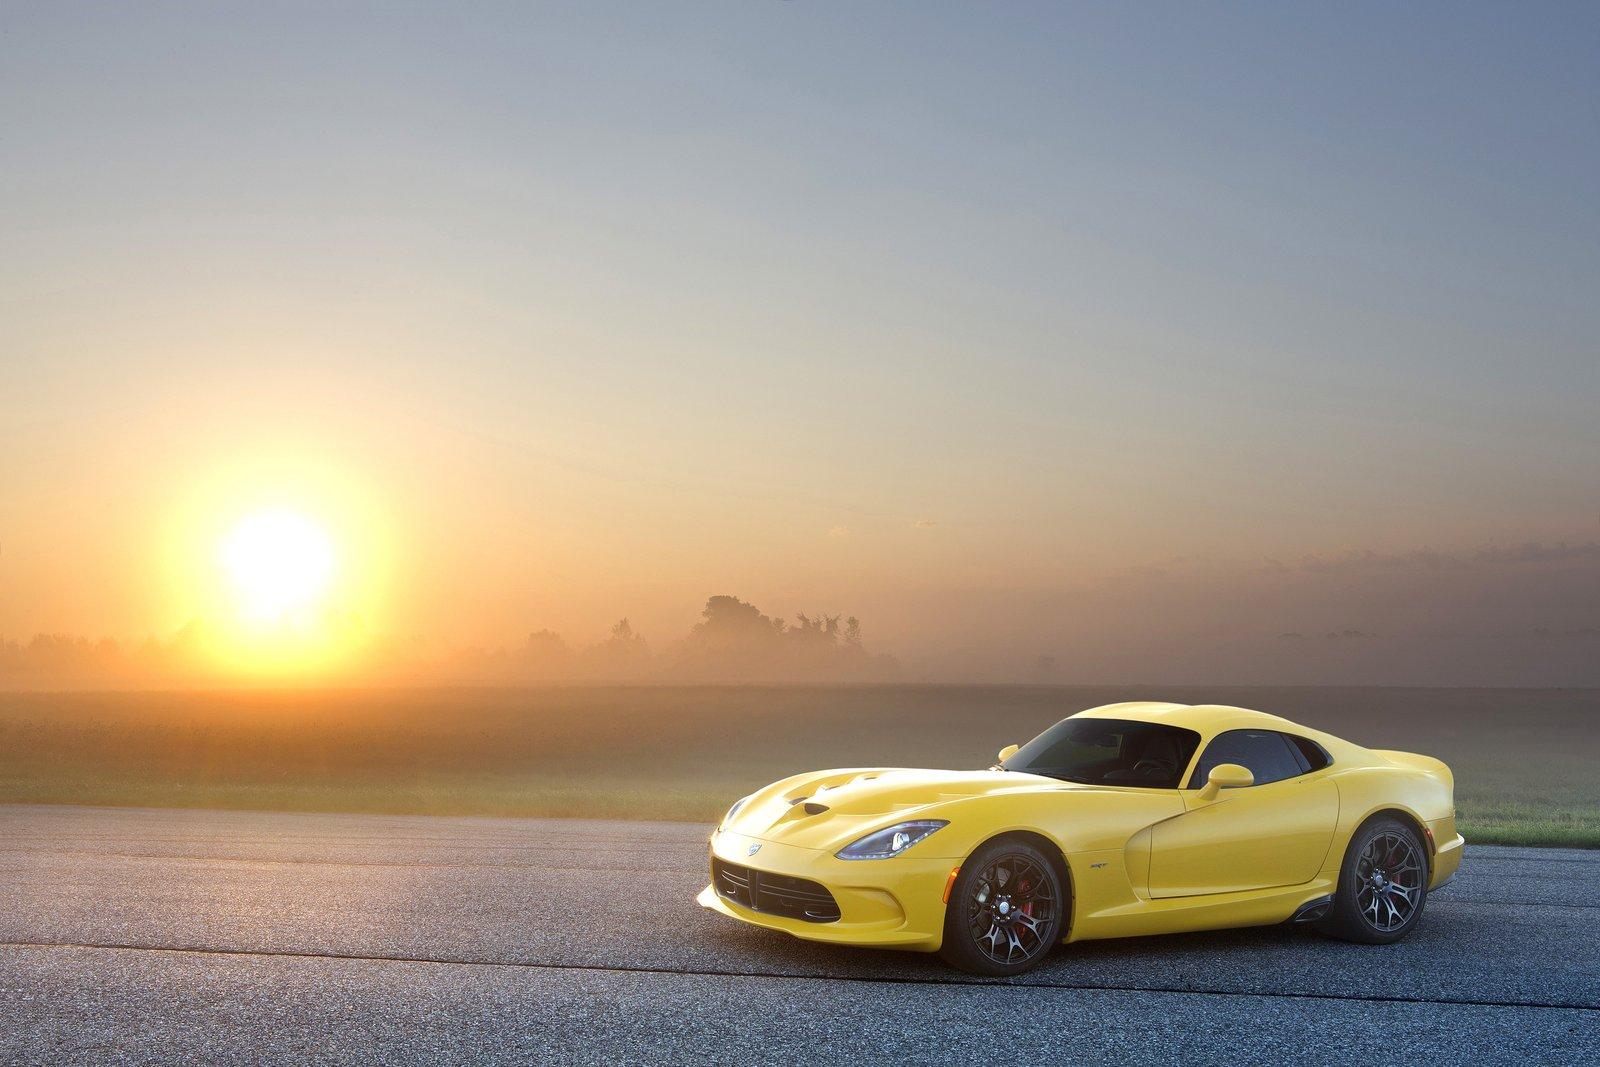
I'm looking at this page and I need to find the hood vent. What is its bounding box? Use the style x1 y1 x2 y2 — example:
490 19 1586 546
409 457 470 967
802 802 829 816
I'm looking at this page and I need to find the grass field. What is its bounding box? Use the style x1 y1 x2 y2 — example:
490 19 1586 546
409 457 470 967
1 685 1595 847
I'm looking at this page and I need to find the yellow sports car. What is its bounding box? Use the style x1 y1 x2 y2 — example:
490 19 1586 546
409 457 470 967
698 701 1464 974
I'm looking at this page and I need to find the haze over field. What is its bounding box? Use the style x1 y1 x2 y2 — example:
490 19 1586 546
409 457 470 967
3 4 1597 687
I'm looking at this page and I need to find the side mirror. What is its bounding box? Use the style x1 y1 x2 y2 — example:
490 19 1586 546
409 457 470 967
1198 762 1254 801
997 743 1020 764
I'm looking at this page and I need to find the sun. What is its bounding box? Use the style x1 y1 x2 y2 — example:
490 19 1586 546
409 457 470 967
220 509 337 623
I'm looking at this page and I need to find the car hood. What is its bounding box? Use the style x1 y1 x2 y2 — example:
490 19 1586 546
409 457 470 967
722 766 1116 853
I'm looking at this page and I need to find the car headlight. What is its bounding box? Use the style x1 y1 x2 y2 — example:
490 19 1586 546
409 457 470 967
722 794 755 827
836 820 949 860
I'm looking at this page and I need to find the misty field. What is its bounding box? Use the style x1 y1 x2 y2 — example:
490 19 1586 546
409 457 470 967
1 685 1595 847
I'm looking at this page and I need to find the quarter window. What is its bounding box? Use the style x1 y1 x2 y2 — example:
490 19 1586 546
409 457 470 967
1285 734 1332 772
1187 729 1305 789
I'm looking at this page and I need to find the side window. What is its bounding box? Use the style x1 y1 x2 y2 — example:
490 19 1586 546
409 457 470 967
1285 734 1332 772
1187 729 1305 788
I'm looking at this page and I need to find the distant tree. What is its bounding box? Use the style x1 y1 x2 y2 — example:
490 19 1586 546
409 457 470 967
607 618 648 653
518 629 572 678
692 596 786 647
674 596 893 681
524 629 569 657
844 617 862 648
788 613 841 650
580 618 650 678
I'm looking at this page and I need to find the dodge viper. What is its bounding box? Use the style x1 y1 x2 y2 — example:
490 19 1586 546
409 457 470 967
698 701 1464 974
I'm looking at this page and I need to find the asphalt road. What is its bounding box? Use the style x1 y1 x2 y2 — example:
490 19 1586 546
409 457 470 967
0 805 1595 1065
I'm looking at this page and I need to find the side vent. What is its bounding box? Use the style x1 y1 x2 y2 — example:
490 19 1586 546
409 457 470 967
1290 895 1334 924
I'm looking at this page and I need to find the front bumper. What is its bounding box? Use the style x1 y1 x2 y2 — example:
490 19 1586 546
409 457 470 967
697 828 955 950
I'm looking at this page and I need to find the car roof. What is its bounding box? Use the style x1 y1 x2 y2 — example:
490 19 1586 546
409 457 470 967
1071 701 1305 735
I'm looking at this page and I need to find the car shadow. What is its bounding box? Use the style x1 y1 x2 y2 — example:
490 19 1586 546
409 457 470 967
700 913 1488 990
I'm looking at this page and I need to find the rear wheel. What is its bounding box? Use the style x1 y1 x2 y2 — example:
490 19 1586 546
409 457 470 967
1321 816 1428 944
939 839 1065 975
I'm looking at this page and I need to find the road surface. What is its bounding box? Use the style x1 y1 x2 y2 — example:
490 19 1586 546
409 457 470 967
0 805 1594 1064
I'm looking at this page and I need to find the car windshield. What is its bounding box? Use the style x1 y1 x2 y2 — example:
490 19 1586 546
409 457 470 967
1002 717 1201 789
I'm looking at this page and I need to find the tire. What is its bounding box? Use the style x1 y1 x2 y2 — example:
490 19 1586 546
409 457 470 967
939 838 1065 976
1321 816 1429 944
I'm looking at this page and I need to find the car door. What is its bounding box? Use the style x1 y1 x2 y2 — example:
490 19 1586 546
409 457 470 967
1147 729 1338 898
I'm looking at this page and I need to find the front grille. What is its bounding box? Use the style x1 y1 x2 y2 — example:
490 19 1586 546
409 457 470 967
712 858 841 923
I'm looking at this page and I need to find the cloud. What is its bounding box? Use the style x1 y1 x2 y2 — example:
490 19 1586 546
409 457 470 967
1278 629 1379 641
1529 625 1600 640
911 519 937 528
1290 541 1600 575
1474 541 1600 565
827 525 850 539
1296 548 1456 574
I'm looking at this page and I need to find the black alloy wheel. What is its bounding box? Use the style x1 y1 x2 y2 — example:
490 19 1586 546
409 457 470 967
1322 816 1429 944
940 838 1065 975
1355 830 1425 931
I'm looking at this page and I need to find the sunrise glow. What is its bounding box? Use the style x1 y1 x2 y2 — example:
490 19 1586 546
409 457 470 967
221 510 337 624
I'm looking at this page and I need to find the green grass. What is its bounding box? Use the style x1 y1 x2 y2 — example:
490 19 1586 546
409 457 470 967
0 767 734 821
1 684 1595 847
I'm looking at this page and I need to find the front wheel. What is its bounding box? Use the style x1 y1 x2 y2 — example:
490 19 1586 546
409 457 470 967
1321 816 1429 944
939 839 1065 975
